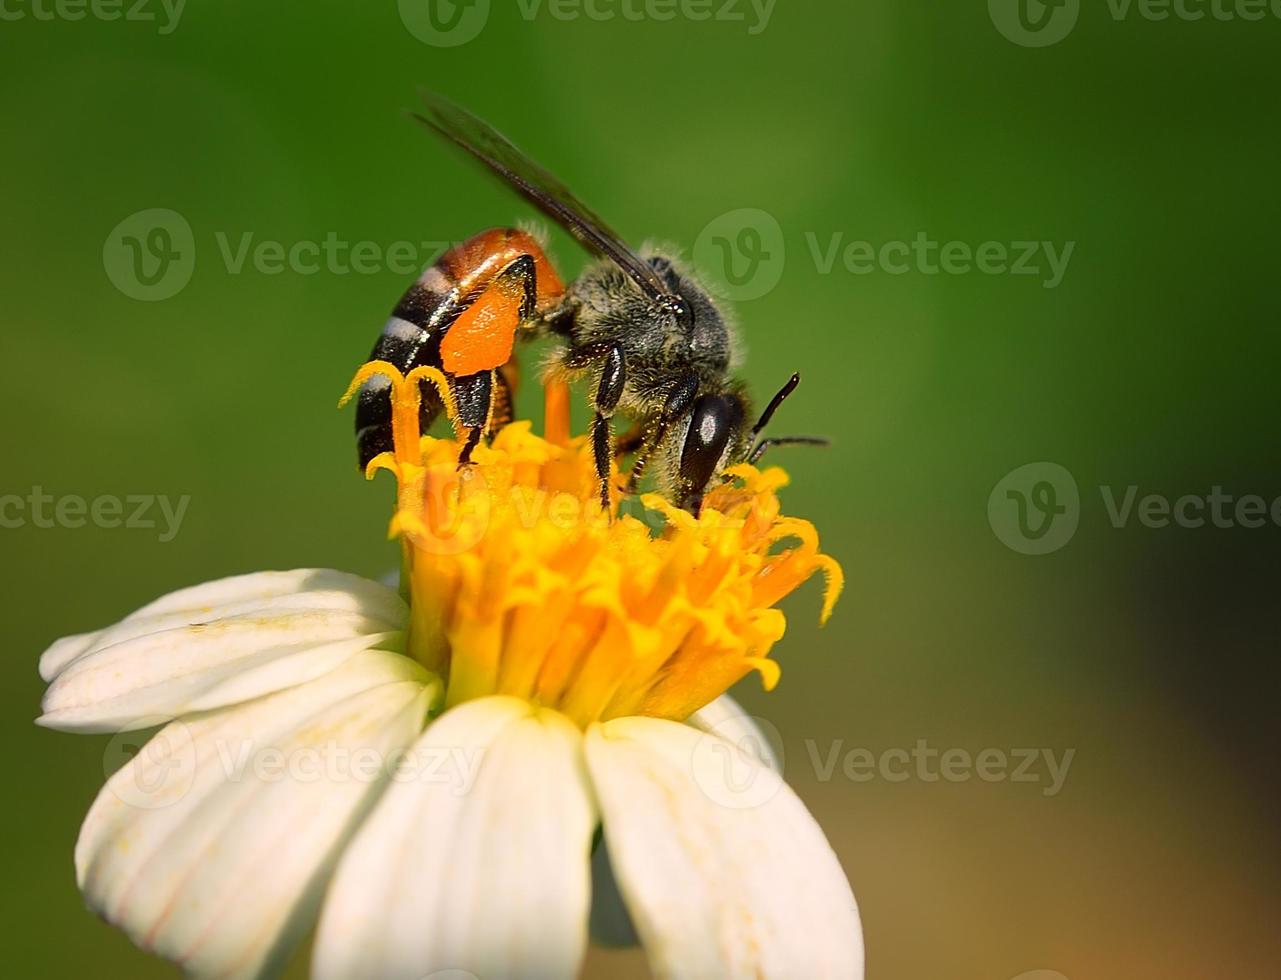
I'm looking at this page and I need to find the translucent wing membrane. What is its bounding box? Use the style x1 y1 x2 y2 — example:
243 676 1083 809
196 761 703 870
412 90 682 315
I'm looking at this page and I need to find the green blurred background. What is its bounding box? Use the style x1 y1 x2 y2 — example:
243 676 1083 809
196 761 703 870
2 2 1278 977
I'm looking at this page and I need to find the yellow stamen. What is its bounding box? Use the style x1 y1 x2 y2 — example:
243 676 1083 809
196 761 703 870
346 361 844 727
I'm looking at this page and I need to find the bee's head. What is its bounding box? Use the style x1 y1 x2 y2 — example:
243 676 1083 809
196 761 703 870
666 391 750 514
659 373 828 515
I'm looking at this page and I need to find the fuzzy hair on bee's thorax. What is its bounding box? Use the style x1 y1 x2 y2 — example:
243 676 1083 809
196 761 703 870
552 249 741 413
537 248 757 507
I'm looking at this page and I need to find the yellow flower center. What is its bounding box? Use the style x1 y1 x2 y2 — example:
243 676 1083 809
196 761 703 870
340 361 842 728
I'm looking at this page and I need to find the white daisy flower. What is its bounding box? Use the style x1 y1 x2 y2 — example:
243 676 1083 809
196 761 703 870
38 362 861 979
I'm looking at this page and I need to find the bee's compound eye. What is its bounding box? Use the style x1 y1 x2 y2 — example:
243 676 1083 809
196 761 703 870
678 394 744 505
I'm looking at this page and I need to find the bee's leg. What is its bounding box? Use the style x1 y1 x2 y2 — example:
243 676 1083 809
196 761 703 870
564 341 626 511
626 374 699 494
624 420 666 495
458 427 483 468
449 370 495 469
490 365 516 437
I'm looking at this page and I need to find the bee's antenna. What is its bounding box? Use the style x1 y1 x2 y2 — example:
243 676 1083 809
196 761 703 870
747 373 830 463
750 373 801 439
748 436 830 466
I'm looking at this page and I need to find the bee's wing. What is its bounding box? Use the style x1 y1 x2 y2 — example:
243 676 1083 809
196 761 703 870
412 90 679 311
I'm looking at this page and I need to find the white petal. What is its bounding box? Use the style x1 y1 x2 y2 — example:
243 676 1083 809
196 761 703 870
38 629 101 683
39 570 407 732
313 696 595 980
687 695 782 773
76 649 435 980
591 691 784 951
40 569 403 682
586 717 863 980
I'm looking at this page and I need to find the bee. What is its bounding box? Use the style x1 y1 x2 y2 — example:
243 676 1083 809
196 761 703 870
354 92 826 514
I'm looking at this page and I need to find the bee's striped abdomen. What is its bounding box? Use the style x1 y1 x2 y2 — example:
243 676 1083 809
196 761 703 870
354 228 566 469
354 260 460 468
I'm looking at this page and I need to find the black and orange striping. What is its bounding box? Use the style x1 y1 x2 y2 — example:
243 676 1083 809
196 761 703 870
354 228 565 469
